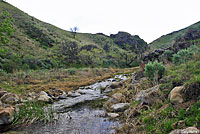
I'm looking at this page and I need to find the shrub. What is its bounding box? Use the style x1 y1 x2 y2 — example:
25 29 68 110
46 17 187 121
144 61 165 84
172 54 182 65
172 49 192 65
162 50 173 61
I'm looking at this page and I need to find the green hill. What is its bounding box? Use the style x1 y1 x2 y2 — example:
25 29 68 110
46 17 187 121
0 1 147 72
150 21 200 50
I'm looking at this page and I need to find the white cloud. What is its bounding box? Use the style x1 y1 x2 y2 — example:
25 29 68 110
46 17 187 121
6 0 200 43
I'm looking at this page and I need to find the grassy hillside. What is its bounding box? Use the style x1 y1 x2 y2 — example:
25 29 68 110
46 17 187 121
150 21 200 50
0 1 148 72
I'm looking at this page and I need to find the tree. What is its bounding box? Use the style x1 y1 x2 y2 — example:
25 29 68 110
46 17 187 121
0 11 14 46
70 26 79 38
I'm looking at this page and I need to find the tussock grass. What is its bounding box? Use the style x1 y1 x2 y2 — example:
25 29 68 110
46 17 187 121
0 67 138 94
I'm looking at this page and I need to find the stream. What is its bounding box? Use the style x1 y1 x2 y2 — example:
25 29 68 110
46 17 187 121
16 74 131 134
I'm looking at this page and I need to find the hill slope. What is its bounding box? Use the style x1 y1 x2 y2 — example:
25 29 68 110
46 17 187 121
150 21 200 50
0 1 147 72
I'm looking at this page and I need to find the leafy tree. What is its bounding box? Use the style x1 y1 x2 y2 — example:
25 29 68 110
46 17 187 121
70 26 79 38
0 11 14 46
144 61 165 85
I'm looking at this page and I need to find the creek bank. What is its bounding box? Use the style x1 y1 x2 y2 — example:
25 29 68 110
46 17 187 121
3 73 133 133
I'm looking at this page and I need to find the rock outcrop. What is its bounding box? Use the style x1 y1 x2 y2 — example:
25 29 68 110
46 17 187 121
110 32 148 54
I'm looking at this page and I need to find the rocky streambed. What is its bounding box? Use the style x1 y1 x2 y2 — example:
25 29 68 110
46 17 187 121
13 74 132 134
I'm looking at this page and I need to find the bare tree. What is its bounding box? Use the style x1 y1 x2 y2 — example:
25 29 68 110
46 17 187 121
70 26 79 38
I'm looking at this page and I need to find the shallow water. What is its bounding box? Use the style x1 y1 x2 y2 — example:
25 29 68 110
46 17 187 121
14 74 131 134
22 105 120 134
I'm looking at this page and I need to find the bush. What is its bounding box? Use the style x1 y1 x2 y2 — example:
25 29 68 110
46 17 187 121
162 50 173 61
172 49 192 65
144 61 165 84
172 54 182 65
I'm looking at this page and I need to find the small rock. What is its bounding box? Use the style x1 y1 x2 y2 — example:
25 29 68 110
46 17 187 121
1 93 20 105
169 86 184 104
111 103 130 112
102 96 109 99
58 92 68 99
109 98 118 104
67 91 81 97
107 113 119 118
103 88 113 93
38 91 53 103
109 82 122 89
111 93 123 101
170 127 200 134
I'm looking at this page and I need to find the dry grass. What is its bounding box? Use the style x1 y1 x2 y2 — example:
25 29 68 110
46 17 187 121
0 67 138 95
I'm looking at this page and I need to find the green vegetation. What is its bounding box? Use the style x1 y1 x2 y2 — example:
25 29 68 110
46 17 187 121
172 49 192 65
13 101 53 125
0 11 14 45
0 1 148 73
144 61 165 84
150 21 200 50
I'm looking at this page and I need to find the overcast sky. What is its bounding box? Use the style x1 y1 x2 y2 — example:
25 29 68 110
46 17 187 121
6 0 200 43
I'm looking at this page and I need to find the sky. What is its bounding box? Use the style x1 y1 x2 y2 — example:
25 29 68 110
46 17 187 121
5 0 200 43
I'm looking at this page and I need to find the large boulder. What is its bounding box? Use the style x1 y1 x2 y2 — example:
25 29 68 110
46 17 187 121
169 86 184 104
0 106 15 131
170 127 200 134
38 91 53 103
135 85 161 105
111 103 130 112
1 93 20 105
